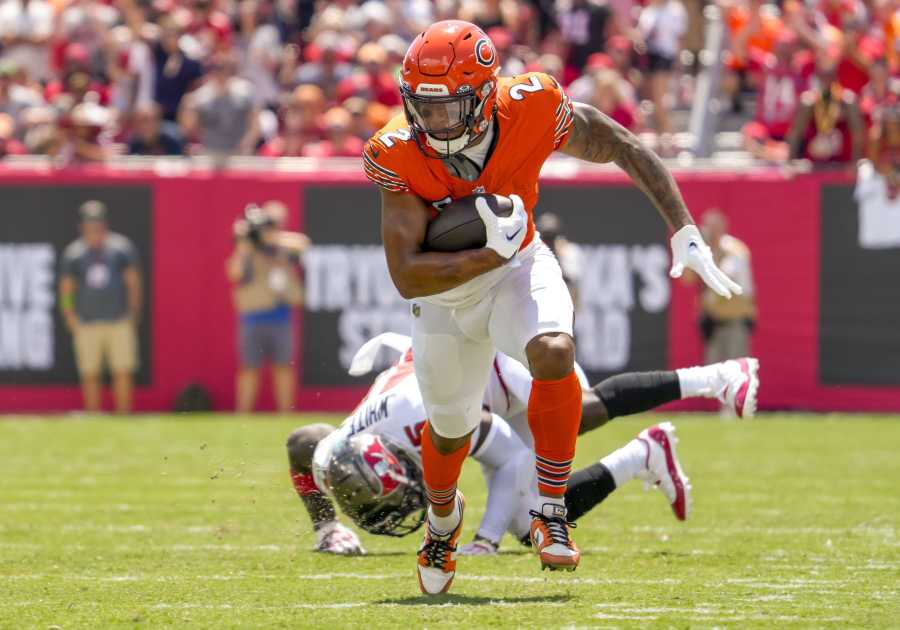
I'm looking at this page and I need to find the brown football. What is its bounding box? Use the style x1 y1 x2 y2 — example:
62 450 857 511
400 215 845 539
424 194 514 253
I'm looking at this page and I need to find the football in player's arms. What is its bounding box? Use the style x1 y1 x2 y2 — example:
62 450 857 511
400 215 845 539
286 334 759 555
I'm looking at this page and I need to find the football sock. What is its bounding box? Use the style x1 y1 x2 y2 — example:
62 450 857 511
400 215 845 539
564 462 618 522
428 495 462 536
675 365 718 398
599 439 649 488
421 423 469 534
529 371 582 497
596 371 681 419
290 470 336 528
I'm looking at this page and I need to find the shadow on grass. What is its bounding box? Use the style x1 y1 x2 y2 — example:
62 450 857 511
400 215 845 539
376 594 572 606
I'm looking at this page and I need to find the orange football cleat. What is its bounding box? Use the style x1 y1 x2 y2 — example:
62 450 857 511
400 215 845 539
416 493 465 595
530 502 580 571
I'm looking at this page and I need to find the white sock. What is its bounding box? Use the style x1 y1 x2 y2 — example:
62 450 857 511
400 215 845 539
428 494 461 536
676 365 717 398
600 438 648 487
536 494 567 519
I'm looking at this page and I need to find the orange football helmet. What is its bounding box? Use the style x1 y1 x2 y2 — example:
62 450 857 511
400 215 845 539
400 20 500 158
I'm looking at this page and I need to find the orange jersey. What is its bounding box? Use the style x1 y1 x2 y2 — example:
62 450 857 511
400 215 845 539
362 72 575 250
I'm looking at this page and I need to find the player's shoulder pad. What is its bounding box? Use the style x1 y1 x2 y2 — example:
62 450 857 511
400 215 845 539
499 72 575 149
363 114 414 193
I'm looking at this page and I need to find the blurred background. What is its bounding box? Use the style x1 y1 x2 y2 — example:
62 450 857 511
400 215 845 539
0 0 898 414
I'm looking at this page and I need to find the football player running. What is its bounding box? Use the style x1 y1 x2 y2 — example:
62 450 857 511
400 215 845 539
287 334 759 557
364 21 743 592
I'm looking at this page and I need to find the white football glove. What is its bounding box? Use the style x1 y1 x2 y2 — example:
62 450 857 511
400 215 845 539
315 521 366 556
458 537 499 556
669 225 743 299
475 193 528 260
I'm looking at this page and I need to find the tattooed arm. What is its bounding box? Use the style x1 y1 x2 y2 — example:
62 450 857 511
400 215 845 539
559 102 693 230
559 102 743 298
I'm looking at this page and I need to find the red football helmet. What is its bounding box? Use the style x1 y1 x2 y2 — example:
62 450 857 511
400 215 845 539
400 20 500 158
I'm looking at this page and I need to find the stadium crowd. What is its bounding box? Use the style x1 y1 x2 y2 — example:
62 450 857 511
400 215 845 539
0 0 895 165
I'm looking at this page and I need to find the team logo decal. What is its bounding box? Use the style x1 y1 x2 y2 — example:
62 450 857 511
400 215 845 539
361 436 405 496
475 38 495 67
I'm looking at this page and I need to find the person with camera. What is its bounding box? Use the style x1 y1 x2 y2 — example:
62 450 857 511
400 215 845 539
226 202 309 413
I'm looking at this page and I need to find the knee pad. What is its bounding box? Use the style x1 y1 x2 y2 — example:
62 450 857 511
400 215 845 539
428 401 482 440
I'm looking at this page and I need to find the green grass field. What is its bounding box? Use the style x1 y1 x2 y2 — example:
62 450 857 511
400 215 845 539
1 414 898 629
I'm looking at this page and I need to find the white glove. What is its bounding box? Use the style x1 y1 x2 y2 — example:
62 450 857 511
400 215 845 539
475 193 528 260
669 225 743 299
315 521 366 556
458 537 499 556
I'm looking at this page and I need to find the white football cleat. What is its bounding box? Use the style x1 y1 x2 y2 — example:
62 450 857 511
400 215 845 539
458 537 498 556
416 493 465 595
315 521 366 555
637 422 692 521
717 357 760 418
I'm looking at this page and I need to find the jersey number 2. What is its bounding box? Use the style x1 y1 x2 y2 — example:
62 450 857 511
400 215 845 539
509 76 545 101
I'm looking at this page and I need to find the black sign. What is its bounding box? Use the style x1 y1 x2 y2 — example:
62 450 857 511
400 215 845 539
301 184 670 387
0 185 152 385
536 185 669 383
820 184 900 385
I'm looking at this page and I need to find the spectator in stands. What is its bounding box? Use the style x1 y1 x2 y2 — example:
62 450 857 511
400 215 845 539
0 0 54 84
56 0 121 76
257 84 325 157
682 210 756 407
722 0 784 112
0 112 26 156
179 51 260 157
836 15 884 96
152 17 205 122
235 0 282 108
104 25 155 118
283 31 353 100
188 0 233 58
860 57 898 125
52 99 113 165
336 42 401 107
44 44 110 108
127 102 185 155
226 201 307 413
0 61 43 136
637 0 687 153
302 106 364 158
558 0 614 75
786 55 865 166
591 68 641 131
741 31 807 162
459 0 520 33
59 200 142 414
343 95 376 141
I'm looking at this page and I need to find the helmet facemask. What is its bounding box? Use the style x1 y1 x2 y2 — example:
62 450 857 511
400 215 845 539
401 80 494 158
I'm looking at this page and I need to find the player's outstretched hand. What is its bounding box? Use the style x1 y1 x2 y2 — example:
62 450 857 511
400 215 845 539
475 193 527 260
669 225 743 299
315 521 367 556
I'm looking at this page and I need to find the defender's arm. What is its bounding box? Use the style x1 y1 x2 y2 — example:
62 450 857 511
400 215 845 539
559 102 693 231
381 189 506 299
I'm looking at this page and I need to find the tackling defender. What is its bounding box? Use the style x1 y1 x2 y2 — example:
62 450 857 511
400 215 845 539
365 20 743 592
287 333 759 555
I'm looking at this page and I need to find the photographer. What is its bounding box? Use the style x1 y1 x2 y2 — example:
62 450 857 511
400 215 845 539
226 202 308 413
